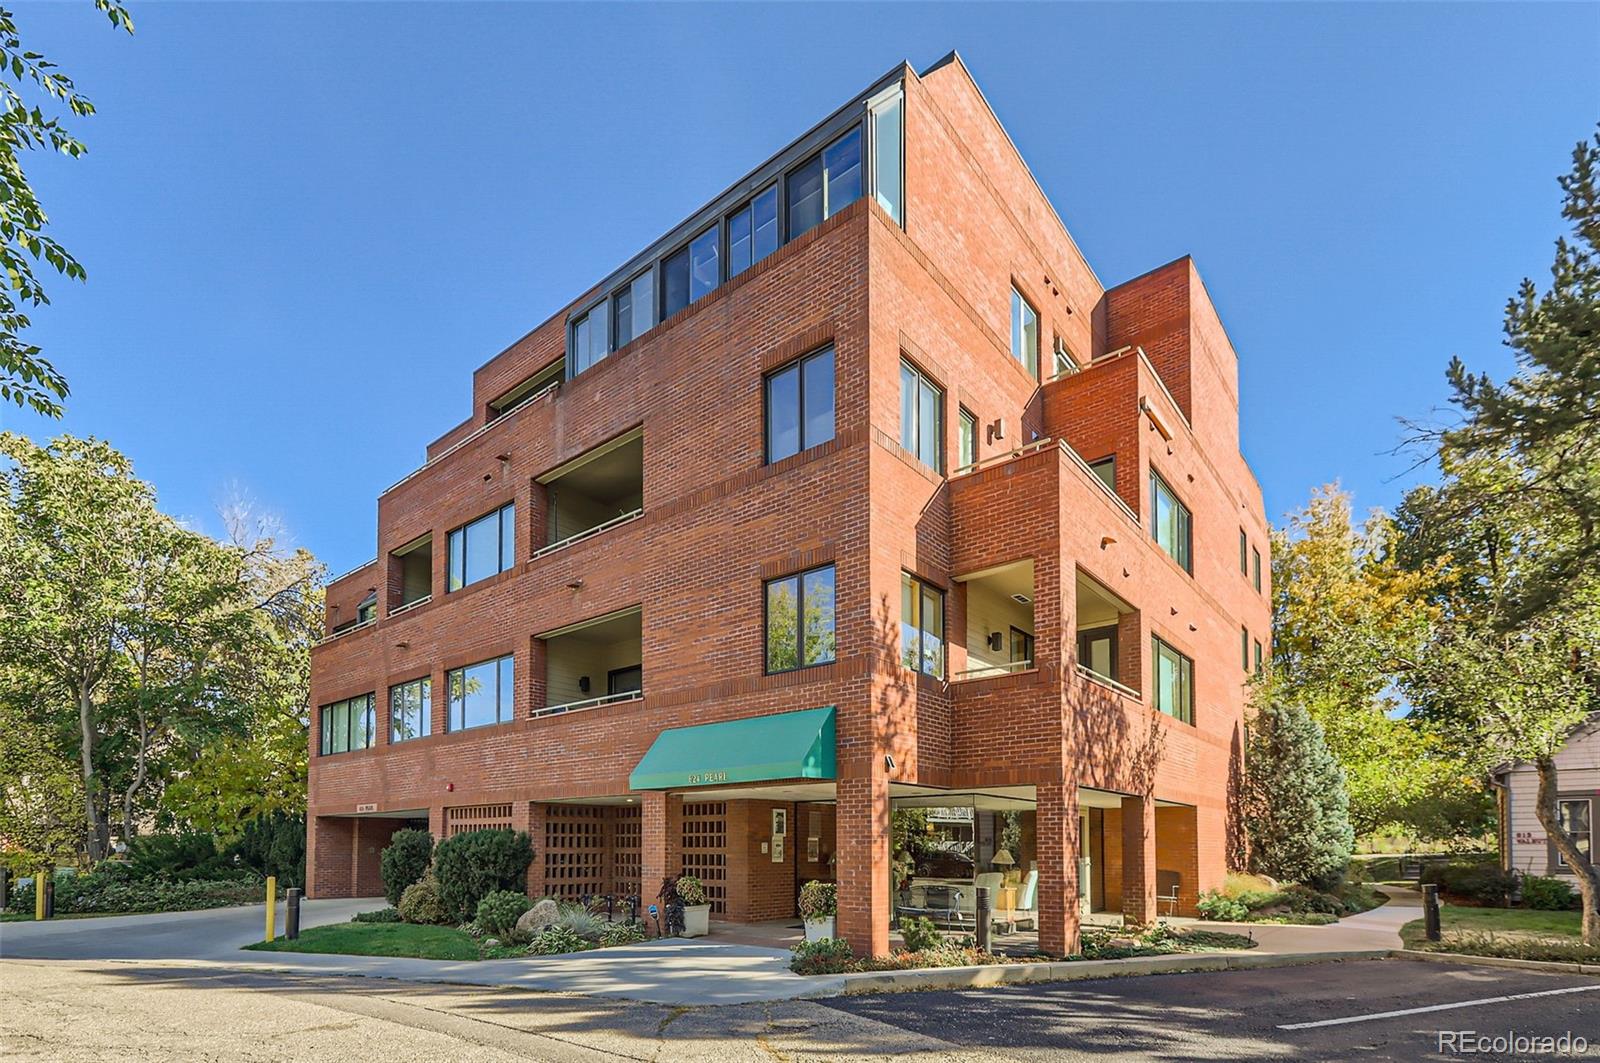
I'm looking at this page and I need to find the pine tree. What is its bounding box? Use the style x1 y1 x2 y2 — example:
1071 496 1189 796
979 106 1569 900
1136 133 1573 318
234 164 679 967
1244 701 1356 890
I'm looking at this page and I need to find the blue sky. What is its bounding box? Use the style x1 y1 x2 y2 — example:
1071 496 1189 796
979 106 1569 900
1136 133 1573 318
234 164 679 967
5 2 1596 574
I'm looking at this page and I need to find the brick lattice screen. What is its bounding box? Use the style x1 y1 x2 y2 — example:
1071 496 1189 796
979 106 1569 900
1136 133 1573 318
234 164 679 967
681 801 728 914
444 803 513 837
543 805 608 902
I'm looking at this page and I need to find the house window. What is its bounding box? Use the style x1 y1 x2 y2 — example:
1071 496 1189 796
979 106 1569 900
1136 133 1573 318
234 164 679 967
447 654 515 732
787 126 862 240
900 573 945 679
764 345 835 463
1089 456 1116 494
661 225 719 319
899 360 943 473
607 664 643 697
612 272 653 350
447 502 516 591
1241 627 1250 671
728 186 779 278
389 677 431 744
1150 470 1193 573
1253 547 1263 593
569 302 611 377
958 407 977 469
1009 626 1035 667
1052 335 1078 377
870 87 904 225
1011 287 1039 378
319 693 375 755
765 564 837 673
356 593 377 625
1077 625 1117 682
1557 799 1592 868
1152 636 1194 724
1240 530 1249 576
1254 639 1264 674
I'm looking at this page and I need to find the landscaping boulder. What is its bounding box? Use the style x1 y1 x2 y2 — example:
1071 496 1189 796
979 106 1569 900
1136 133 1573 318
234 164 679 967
515 897 560 938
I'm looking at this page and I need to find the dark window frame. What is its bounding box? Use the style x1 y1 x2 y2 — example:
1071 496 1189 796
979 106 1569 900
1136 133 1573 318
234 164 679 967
957 406 977 470
388 675 432 744
446 501 516 592
1253 546 1263 593
607 664 644 697
726 183 780 279
318 692 376 756
1149 468 1194 574
446 653 516 733
1077 623 1119 683
901 572 946 679
1151 635 1195 725
763 344 836 464
1551 796 1593 872
1088 455 1117 494
763 563 838 675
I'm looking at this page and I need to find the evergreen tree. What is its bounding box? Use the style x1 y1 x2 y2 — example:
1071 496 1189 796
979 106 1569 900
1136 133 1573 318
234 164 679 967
1244 700 1355 890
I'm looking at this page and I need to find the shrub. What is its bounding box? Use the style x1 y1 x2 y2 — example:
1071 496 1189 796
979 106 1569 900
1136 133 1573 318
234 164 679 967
1421 861 1517 904
351 906 402 923
1425 931 1600 965
789 937 854 975
525 925 593 955
380 829 434 906
1196 889 1249 922
475 889 532 938
1244 701 1354 891
126 832 234 881
554 906 607 941
1521 875 1578 911
1282 884 1343 915
675 875 707 907
11 870 262 915
431 829 534 923
398 872 451 925
598 920 647 947
798 880 837 921
899 915 943 953
229 813 306 889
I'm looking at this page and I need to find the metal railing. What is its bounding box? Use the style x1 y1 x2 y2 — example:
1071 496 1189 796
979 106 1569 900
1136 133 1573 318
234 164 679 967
381 376 562 498
316 617 376 647
951 659 1035 682
950 436 1056 478
529 689 643 720
388 594 432 619
1076 664 1141 700
530 508 644 561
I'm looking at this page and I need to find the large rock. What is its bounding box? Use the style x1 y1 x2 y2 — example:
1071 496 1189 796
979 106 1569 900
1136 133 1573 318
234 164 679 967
515 898 561 939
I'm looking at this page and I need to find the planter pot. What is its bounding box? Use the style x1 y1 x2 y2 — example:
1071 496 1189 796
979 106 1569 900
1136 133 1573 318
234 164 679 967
803 915 836 942
682 904 711 938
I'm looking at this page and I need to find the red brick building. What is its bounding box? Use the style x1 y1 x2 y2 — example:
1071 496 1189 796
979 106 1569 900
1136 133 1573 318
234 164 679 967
307 53 1272 957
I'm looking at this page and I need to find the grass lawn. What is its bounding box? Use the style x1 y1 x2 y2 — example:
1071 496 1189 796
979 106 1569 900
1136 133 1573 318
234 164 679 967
244 922 481 961
1401 905 1594 963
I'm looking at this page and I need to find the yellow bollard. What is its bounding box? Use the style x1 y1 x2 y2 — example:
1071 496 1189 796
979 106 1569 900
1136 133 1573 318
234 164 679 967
264 875 277 941
35 869 45 921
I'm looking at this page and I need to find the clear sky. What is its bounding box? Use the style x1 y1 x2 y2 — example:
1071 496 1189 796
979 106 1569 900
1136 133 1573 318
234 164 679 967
4 2 1596 574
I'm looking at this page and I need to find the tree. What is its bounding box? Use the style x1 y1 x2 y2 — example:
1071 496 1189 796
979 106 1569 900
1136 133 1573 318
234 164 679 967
0 672 80 872
1244 700 1355 891
0 2 132 417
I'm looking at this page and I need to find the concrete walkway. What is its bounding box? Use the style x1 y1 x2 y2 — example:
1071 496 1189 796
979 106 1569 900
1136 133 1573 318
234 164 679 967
0 888 1421 1005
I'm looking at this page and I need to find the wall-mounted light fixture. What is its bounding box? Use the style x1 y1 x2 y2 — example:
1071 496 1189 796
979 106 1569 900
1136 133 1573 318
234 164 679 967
987 631 1004 651
578 676 591 694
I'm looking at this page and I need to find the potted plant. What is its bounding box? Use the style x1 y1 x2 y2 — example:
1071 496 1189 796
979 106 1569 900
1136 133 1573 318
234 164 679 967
798 880 837 942
676 874 710 937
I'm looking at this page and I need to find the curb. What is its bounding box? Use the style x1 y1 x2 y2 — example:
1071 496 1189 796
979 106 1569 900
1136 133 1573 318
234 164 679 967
811 949 1393 996
1393 948 1600 977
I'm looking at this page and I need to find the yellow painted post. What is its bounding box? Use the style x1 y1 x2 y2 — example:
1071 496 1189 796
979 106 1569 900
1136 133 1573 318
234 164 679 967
264 875 277 941
35 869 45 921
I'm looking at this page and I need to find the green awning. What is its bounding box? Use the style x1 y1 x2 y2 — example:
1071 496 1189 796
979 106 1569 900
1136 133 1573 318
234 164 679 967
629 706 836 791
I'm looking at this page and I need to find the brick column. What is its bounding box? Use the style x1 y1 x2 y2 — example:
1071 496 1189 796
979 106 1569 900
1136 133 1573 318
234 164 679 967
1037 780 1081 957
835 773 890 957
510 801 535 898
308 816 355 899
527 803 549 899
1121 794 1157 925
640 792 682 905
428 805 446 841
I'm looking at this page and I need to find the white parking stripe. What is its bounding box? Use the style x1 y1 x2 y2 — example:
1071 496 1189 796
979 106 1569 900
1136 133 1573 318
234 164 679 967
1279 983 1600 1030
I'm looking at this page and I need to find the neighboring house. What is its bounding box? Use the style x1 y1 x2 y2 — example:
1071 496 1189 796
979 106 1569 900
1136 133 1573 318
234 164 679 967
1491 720 1598 881
305 52 1272 958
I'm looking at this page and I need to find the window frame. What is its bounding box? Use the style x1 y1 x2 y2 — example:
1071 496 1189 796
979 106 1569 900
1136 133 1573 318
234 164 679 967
388 676 432 744
1077 624 1119 683
957 407 977 470
1254 639 1264 674
763 563 838 675
727 184 780 279
786 126 863 241
1011 286 1040 379
763 345 836 464
1240 530 1249 576
1241 626 1250 671
1151 635 1194 725
446 501 516 592
900 572 946 679
1555 798 1593 870
446 653 516 733
318 693 376 756
607 664 644 697
1052 334 1078 378
1088 456 1117 495
1253 547 1263 593
1149 468 1194 574
899 358 944 474
1009 625 1035 667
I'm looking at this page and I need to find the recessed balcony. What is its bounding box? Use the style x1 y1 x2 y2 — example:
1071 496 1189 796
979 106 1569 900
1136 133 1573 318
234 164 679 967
534 606 643 718
388 532 433 616
533 429 643 559
1076 572 1139 698
954 560 1036 681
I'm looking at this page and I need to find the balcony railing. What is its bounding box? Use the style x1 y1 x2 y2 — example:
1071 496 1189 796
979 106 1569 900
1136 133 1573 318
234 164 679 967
951 437 1055 478
529 689 643 720
952 659 1035 682
316 616 376 647
388 594 432 619
1076 664 1141 700
530 507 644 562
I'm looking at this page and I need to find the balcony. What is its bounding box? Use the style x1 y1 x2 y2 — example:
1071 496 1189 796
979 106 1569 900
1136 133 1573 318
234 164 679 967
953 560 1036 681
389 532 433 616
1075 571 1139 698
533 606 643 718
533 428 643 560
488 357 563 421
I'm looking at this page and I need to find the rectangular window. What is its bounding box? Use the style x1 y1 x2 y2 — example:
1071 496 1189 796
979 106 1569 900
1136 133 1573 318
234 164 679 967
1254 639 1264 674
1011 287 1039 378
764 345 835 463
447 654 515 732
1150 470 1193 573
728 186 779 278
787 126 862 240
765 564 837 673
1089 456 1116 494
389 676 432 744
569 302 611 377
899 360 943 473
958 407 977 469
1241 627 1250 671
447 502 516 591
608 664 643 696
1557 799 1592 868
1052 335 1078 377
900 573 945 679
319 693 375 755
1253 547 1263 593
1009 626 1035 666
1078 625 1117 682
1240 530 1250 576
1152 636 1194 724
870 88 903 225
612 272 652 350
661 224 718 321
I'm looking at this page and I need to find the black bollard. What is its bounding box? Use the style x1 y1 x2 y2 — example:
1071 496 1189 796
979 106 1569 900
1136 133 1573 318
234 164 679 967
975 885 991 954
1422 883 1441 942
285 887 302 940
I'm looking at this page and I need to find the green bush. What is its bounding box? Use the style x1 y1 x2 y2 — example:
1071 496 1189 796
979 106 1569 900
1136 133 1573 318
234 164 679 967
1521 875 1578 911
554 906 606 941
1196 889 1249 922
598 920 647 947
431 829 534 924
1421 861 1517 904
675 874 707 907
351 906 402 923
789 937 854 975
230 813 306 889
1282 884 1343 915
1425 931 1600 965
475 889 532 938
10 870 262 915
1245 701 1355 891
380 830 434 906
126 833 235 881
397 872 451 925
525 924 593 955
798 880 837 920
899 915 943 953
